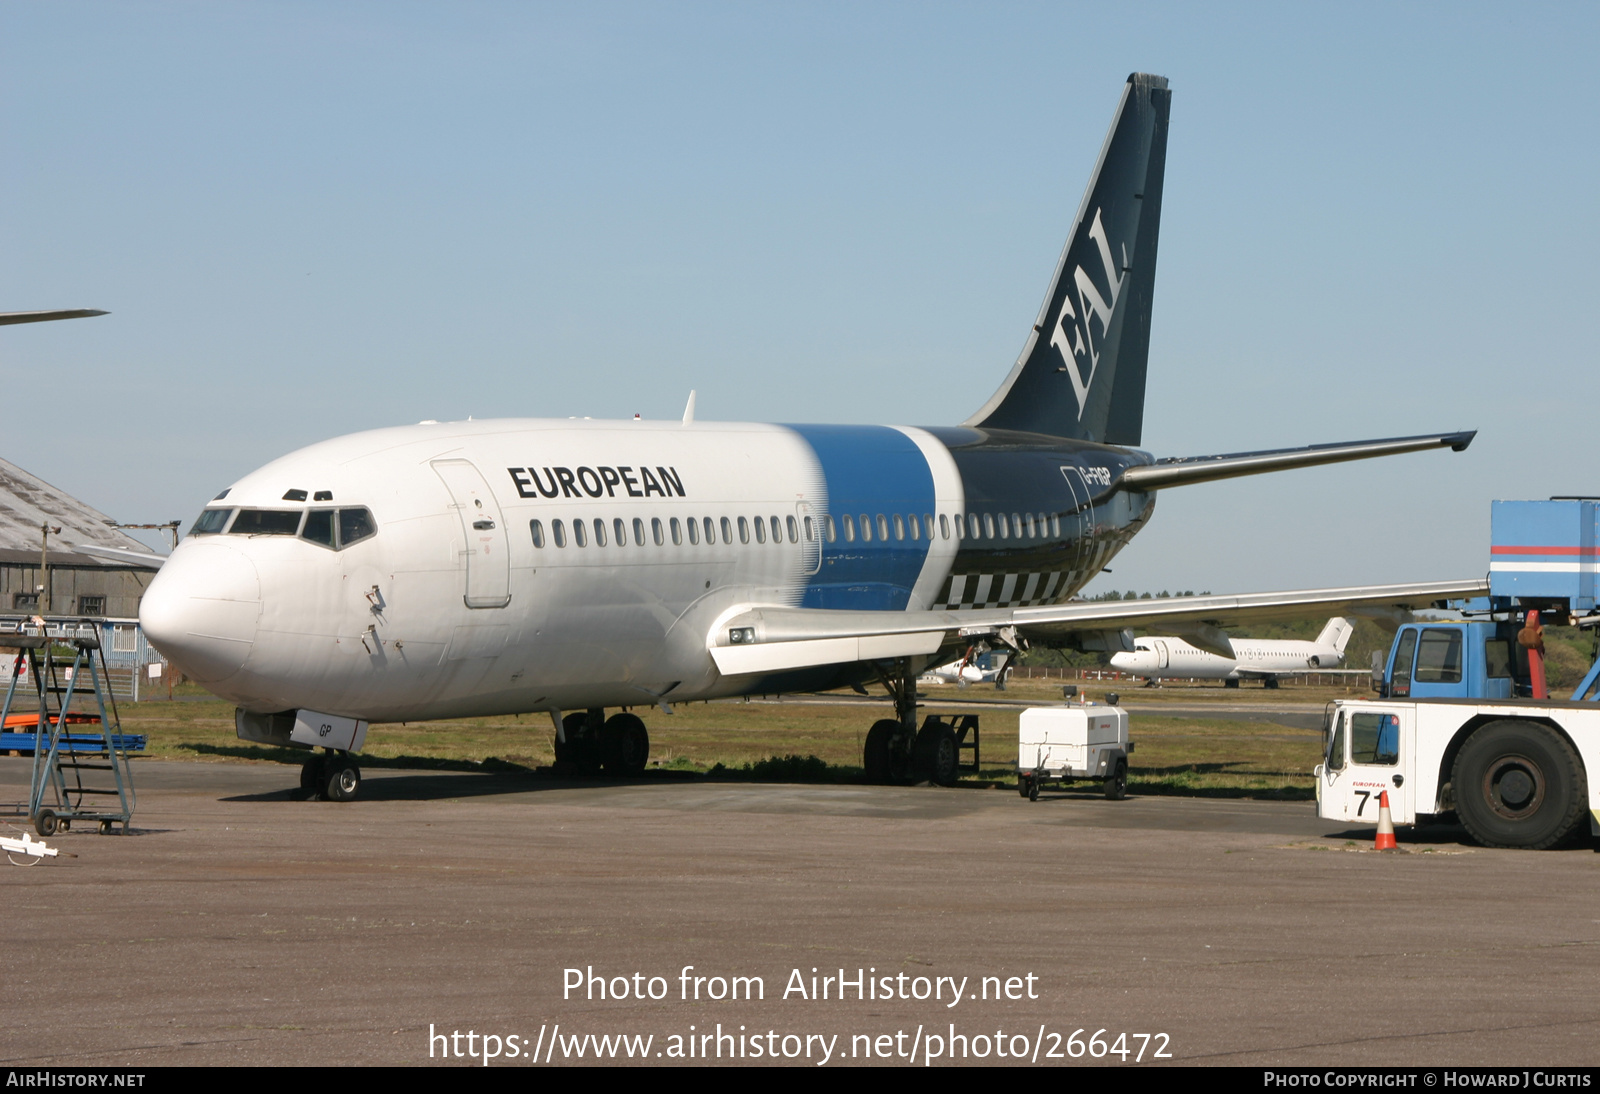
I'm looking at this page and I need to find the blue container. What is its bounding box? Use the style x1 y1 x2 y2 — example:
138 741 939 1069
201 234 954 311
1489 500 1598 610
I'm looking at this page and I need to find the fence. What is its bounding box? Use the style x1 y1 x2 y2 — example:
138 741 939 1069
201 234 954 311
1011 666 1373 689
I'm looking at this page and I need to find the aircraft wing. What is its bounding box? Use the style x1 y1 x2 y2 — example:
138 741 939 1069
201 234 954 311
62 542 169 568
709 578 1488 673
0 309 108 326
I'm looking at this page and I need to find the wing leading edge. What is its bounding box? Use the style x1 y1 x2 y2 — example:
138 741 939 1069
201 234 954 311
709 578 1488 674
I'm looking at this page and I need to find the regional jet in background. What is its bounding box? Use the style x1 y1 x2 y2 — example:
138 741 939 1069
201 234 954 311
119 74 1485 800
1110 618 1355 688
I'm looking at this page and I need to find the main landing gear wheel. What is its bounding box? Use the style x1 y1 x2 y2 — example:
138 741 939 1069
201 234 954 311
323 752 362 803
864 719 915 784
914 720 960 787
1452 720 1587 850
601 712 650 777
1104 759 1128 801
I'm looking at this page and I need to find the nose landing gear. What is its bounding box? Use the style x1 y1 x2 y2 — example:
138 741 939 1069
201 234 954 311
300 750 362 802
553 708 651 778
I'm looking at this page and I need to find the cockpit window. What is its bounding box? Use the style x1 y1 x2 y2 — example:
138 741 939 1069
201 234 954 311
338 508 376 547
190 508 234 535
230 509 303 536
301 509 336 548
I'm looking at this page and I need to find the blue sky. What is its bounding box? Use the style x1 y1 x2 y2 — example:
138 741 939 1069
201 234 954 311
3 2 1596 593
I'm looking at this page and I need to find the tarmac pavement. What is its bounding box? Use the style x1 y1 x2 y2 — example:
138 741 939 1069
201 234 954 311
1 757 1596 1067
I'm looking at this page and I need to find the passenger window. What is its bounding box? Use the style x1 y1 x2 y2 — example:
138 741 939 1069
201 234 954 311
686 517 698 545
787 515 799 543
877 514 889 541
552 519 567 548
738 517 749 544
702 516 714 545
1025 514 1036 538
1325 713 1346 772
529 519 545 548
1350 713 1400 765
939 514 949 540
892 514 905 541
754 517 766 544
573 519 587 547
652 518 664 546
856 514 870 543
593 518 607 547
302 509 335 548
190 508 234 536
984 514 996 539
824 516 836 543
1391 631 1417 698
968 514 981 539
842 515 855 542
339 508 376 547
1051 515 1061 537
615 518 627 546
771 516 784 543
721 516 733 544
633 518 646 546
803 516 814 542
231 509 303 536
1415 629 1463 683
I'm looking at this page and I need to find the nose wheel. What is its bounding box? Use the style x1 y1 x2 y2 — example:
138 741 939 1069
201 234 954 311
300 750 362 802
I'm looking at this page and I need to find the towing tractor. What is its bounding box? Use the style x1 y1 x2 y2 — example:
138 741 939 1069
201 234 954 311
1317 500 1600 849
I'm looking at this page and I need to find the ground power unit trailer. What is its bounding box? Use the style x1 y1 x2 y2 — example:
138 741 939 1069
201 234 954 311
1317 500 1600 849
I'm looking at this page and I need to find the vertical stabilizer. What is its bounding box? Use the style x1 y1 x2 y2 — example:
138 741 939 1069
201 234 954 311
965 73 1170 443
1317 617 1355 654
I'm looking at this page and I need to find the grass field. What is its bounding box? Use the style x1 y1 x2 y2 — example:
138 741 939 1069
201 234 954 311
55 678 1328 800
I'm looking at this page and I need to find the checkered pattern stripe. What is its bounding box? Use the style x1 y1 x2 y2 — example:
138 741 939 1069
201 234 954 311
939 571 1077 609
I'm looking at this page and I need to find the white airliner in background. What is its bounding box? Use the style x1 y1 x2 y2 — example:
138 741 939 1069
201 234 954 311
1110 618 1354 688
82 74 1485 800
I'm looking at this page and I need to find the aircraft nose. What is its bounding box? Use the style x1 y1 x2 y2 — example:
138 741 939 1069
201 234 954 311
140 542 262 683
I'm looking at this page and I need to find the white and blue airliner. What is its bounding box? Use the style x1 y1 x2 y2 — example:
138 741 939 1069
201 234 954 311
95 75 1483 799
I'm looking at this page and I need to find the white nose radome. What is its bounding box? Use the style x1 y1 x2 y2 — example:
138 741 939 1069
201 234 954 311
140 542 262 684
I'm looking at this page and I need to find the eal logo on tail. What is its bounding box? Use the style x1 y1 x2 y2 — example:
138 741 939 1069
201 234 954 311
1049 208 1128 419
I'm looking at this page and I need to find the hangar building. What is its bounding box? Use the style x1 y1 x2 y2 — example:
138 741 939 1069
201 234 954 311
0 456 162 619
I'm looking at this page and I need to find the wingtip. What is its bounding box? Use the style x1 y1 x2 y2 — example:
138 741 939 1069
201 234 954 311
1448 430 1477 452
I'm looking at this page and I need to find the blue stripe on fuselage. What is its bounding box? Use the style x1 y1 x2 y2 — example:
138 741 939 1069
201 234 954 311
785 424 935 610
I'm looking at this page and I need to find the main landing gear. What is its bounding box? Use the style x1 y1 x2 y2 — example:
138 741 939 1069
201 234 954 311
300 749 362 802
861 660 979 787
554 709 651 778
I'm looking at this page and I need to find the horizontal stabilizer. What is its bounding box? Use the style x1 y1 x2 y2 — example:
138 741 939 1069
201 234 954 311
1119 431 1475 491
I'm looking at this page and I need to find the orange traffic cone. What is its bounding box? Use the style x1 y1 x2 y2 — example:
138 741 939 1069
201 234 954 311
1374 791 1398 851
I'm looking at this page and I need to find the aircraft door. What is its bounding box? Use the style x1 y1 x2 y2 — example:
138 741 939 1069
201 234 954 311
432 459 512 609
1058 467 1095 578
1318 708 1412 825
796 501 821 576
1153 639 1170 670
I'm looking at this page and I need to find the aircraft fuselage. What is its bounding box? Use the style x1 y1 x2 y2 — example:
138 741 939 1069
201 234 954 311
140 418 1155 721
